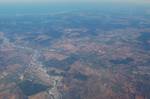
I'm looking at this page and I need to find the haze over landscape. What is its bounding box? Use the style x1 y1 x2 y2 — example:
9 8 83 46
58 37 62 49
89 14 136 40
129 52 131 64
0 0 150 99
0 0 149 3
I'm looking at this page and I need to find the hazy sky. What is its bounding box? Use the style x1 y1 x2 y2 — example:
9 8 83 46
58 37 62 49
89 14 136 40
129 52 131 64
0 0 149 4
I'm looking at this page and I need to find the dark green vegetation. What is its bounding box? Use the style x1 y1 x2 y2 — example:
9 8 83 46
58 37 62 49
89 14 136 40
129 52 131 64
136 82 150 98
111 84 123 93
43 54 78 70
138 32 150 50
78 52 106 68
18 80 49 96
110 58 134 65
73 72 88 81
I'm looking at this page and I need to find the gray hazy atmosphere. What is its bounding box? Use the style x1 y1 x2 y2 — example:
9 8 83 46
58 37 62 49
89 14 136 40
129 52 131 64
0 0 149 4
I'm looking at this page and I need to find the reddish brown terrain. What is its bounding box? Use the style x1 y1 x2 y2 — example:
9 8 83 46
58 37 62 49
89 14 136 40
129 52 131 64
0 3 150 99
